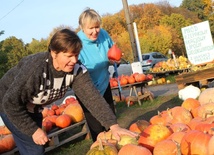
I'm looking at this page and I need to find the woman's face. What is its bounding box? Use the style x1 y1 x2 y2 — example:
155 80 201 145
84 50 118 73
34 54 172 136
51 50 79 72
82 21 100 41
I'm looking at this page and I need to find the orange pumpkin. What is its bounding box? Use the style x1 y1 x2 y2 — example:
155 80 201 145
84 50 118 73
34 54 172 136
107 44 122 61
181 98 200 118
63 103 84 122
166 106 193 124
168 123 191 133
180 130 211 155
42 119 53 132
127 75 135 84
0 134 16 153
167 131 186 144
129 120 150 133
118 144 152 155
153 139 180 155
208 135 214 155
197 103 214 118
44 115 58 126
138 124 172 151
150 110 168 125
0 126 11 135
55 114 72 128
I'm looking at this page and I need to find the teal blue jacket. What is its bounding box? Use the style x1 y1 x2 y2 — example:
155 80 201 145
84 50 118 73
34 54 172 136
78 29 113 95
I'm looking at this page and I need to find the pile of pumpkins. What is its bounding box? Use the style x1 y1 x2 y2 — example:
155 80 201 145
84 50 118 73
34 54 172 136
41 96 84 132
0 96 84 154
86 87 214 155
110 73 153 88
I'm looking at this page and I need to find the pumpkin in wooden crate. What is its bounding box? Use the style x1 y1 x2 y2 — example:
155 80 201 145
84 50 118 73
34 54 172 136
180 130 211 155
0 134 16 153
63 102 84 123
55 114 72 128
118 144 152 155
86 138 118 155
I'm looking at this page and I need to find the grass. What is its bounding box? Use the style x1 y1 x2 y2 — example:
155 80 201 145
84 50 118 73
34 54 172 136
45 93 183 155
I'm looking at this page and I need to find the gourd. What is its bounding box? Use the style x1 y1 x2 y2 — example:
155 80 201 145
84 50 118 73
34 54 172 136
178 85 200 101
107 44 122 61
86 138 118 155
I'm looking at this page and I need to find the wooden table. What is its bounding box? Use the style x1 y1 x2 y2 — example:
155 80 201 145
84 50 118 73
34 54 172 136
111 81 153 107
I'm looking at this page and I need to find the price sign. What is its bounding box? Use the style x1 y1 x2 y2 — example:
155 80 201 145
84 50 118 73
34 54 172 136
181 21 214 65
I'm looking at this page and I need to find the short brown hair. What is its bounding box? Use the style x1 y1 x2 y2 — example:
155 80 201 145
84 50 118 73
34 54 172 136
48 29 82 54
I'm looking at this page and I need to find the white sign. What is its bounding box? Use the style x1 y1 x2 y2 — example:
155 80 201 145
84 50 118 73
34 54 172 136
181 21 214 65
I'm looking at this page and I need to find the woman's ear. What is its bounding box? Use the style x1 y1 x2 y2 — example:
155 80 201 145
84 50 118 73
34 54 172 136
50 51 57 59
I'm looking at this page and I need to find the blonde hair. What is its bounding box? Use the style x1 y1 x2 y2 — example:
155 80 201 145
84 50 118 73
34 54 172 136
79 8 102 29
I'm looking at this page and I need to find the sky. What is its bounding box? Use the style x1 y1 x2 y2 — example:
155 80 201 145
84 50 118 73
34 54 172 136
0 0 182 44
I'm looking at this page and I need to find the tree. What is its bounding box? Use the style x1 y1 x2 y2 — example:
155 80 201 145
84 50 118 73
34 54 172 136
1 37 28 69
181 0 205 20
26 38 48 54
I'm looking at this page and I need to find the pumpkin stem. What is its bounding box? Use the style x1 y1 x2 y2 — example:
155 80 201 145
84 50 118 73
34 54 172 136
172 139 181 155
98 138 104 151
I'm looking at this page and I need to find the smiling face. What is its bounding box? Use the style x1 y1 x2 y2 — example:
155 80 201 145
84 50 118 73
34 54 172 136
82 20 100 41
51 50 79 72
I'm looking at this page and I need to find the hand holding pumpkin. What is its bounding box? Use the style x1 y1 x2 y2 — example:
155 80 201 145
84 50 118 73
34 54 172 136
110 124 139 141
32 128 49 145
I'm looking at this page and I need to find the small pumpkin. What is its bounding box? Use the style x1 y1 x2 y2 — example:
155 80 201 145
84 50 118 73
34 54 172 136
0 126 11 135
107 44 122 61
86 138 118 155
0 134 16 153
55 114 72 128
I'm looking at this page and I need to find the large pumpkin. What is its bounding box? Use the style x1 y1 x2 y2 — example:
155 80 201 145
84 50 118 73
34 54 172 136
138 124 172 151
63 103 84 123
181 98 200 118
0 134 16 153
153 139 180 155
197 102 214 118
107 44 122 61
129 120 150 134
118 144 152 155
180 130 211 155
198 88 214 105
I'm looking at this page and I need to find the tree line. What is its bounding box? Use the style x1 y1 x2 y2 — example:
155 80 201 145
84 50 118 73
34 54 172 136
0 0 213 78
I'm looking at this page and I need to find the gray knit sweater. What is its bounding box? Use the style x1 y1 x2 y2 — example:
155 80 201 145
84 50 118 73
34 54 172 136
0 52 117 136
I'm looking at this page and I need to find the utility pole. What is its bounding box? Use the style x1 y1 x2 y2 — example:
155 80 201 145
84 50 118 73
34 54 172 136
121 0 138 62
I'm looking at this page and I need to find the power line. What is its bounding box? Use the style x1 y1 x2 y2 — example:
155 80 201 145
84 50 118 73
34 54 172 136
0 0 24 22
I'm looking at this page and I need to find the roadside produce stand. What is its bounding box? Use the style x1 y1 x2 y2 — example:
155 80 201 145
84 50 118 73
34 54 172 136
2 119 90 155
111 81 153 107
175 67 214 90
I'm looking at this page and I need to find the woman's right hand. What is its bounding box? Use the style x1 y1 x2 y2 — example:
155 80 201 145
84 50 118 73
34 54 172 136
32 128 49 145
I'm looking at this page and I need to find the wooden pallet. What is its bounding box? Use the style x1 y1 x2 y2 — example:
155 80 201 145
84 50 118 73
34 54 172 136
175 67 214 90
1 120 90 155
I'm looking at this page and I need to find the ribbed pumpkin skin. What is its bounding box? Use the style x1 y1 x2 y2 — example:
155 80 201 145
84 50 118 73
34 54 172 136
180 130 211 155
86 145 118 155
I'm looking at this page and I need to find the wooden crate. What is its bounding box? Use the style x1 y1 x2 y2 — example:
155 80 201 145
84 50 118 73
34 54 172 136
2 120 90 155
175 67 214 90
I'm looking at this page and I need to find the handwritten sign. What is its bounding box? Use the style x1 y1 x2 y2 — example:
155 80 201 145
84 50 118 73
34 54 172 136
181 21 214 65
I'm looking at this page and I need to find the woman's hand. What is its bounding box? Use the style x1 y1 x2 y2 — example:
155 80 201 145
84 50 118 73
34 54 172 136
32 128 49 145
109 59 121 65
110 124 139 141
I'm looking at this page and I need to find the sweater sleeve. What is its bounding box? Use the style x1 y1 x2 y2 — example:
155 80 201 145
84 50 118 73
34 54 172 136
2 54 46 136
72 69 117 130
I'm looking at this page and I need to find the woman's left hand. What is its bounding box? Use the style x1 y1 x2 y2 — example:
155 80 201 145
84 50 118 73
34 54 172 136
110 124 139 141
